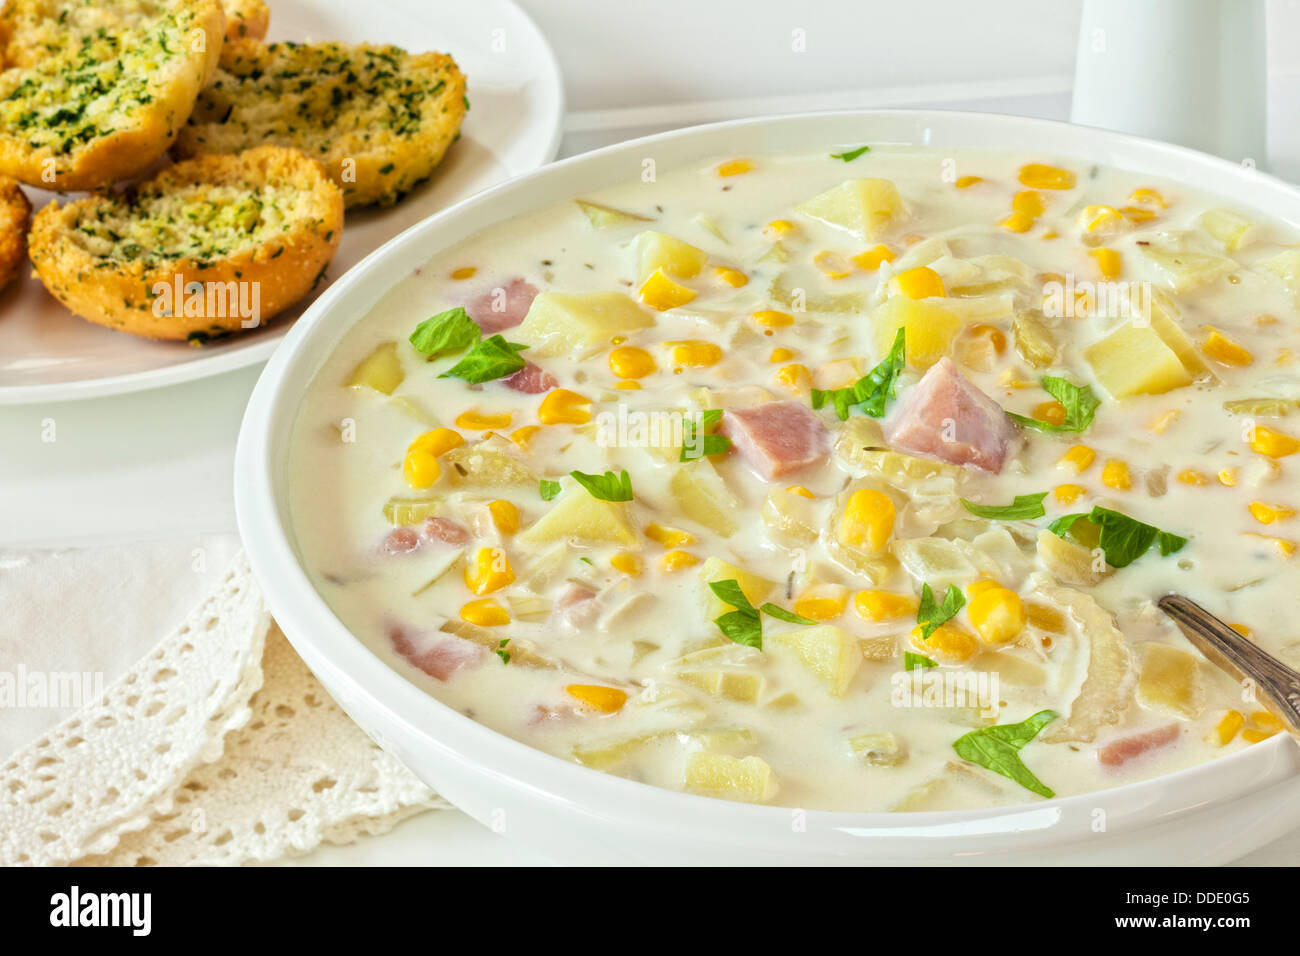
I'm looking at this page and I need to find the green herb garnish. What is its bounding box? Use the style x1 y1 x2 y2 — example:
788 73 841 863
679 409 731 462
438 334 529 384
539 479 562 501
1050 506 1188 568
570 469 634 502
409 306 481 357
916 582 965 640
758 603 818 626
961 492 1049 521
496 639 511 664
904 652 938 671
830 145 871 162
952 710 1057 797
1008 376 1100 433
811 327 906 420
708 580 817 649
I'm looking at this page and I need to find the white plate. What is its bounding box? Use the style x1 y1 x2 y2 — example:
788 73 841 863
0 0 562 405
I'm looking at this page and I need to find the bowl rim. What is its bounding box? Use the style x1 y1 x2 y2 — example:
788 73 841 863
235 107 1298 841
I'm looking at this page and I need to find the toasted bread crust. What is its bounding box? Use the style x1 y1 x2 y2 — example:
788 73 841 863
220 0 267 41
29 146 344 341
175 40 467 207
0 0 226 191
0 175 30 291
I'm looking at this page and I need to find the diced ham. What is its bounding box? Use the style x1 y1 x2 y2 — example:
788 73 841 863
385 619 485 681
421 516 470 546
883 358 1016 473
1097 724 1181 768
502 361 557 394
719 400 830 481
382 527 420 555
466 277 538 334
556 583 599 629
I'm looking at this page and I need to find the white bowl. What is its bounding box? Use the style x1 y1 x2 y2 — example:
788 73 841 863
235 110 1300 865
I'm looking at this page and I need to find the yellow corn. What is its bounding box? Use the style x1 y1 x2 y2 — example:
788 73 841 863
455 409 512 431
714 266 748 288
1207 709 1244 746
1242 533 1297 557
764 219 796 237
769 347 796 363
1148 410 1181 434
813 250 854 279
509 425 541 448
1201 327 1254 367
752 309 795 329
1018 163 1076 190
1129 187 1167 208
1054 483 1086 504
1249 425 1300 459
1249 501 1296 525
1089 247 1122 279
1242 727 1279 743
1217 467 1238 487
660 549 699 572
668 340 723 367
892 266 946 299
999 211 1037 234
1102 459 1132 490
911 622 979 664
608 345 657 379
402 448 441 489
716 159 752 177
639 268 696 311
459 598 510 627
610 551 642 576
645 522 694 548
487 499 520 534
1034 400 1067 427
794 586 848 621
409 427 465 457
1058 444 1096 473
854 590 917 622
464 546 515 595
615 381 641 390
1013 190 1045 217
1026 602 1066 633
785 485 815 499
1231 623 1253 638
954 175 983 188
1177 469 1209 486
967 323 1007 354
537 388 592 425
566 684 628 713
966 579 1002 598
967 586 1025 645
852 244 895 271
839 488 895 554
1253 711 1285 733
1077 204 1122 233
1119 205 1158 223
451 266 477 280
776 363 811 393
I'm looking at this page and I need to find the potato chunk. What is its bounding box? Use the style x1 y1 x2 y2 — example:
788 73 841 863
518 488 638 548
696 556 775 619
769 624 862 696
633 230 707 282
1084 323 1193 398
1135 643 1203 719
670 458 738 536
872 296 964 369
796 178 905 240
513 292 653 358
345 341 404 394
684 753 778 803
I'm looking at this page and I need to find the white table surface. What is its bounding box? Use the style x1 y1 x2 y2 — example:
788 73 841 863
5 0 1299 866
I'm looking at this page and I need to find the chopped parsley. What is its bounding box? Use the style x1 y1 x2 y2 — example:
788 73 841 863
830 145 871 162
538 479 562 501
409 306 480 357
811 327 905 420
679 409 730 461
708 579 816 649
952 710 1057 797
904 652 938 671
1049 506 1188 568
1008 376 1100 433
960 492 1049 521
569 469 634 502
915 583 965 640
496 639 511 664
438 334 529 384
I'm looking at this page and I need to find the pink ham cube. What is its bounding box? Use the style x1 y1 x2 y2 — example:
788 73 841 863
1097 724 1180 768
720 400 830 481
466 277 538 334
502 361 557 394
883 358 1016 473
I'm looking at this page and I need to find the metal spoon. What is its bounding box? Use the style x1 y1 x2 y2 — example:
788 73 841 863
1159 594 1300 739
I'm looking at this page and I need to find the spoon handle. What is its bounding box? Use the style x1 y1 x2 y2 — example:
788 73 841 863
1158 593 1300 739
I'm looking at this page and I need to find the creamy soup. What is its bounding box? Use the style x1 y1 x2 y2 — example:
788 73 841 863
288 146 1300 812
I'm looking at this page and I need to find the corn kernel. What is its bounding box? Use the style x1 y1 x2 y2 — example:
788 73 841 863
668 340 723 367
1025 603 1065 633
451 266 477 280
764 219 796 237
460 598 510 627
455 409 512 431
1034 400 1067 427
537 388 592 425
854 590 917 622
402 448 441 489
639 267 697 311
785 485 815 499
910 622 979 663
716 159 752 177
966 579 1002 598
464 546 515 595
839 488 895 554
566 684 629 713
1208 710 1244 746
509 425 541 448
954 175 983 189
608 345 656 379
814 250 853 279
1242 727 1279 743
892 266 946 300
1119 205 1158 223
1058 444 1096 473
1089 247 1122 279
660 549 699 572
1249 425 1300 459
1249 501 1296 525
852 244 895 271
1077 204 1122 233
1018 163 1076 190
1149 410 1181 434
1242 533 1297 557
967 586 1025 645
752 309 795 330
1178 469 1209 486
409 427 465 458
610 551 642 576
487 499 520 534
1129 187 1167 208
794 587 848 621
967 323 1007 354
615 381 641 390
645 523 694 547
776 363 811 393
999 211 1037 233
769 347 796 362
1054 483 1086 504
714 266 748 288
1013 190 1045 217
1201 327 1254 367
1102 459 1132 490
